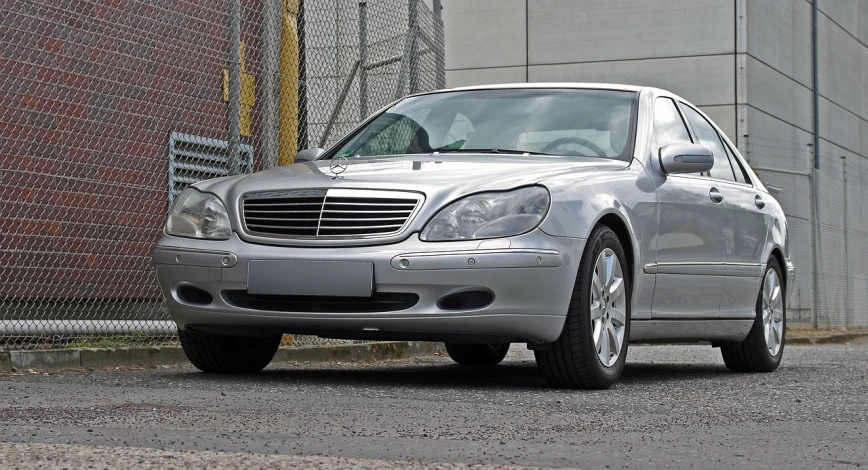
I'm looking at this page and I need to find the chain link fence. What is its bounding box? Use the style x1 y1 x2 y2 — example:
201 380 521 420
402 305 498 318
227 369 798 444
4 0 865 352
0 0 445 350
748 138 868 329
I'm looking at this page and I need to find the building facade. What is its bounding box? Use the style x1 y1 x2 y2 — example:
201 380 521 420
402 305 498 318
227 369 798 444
441 0 868 326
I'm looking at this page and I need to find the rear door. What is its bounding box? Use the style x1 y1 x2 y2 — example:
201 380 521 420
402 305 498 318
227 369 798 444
650 98 728 318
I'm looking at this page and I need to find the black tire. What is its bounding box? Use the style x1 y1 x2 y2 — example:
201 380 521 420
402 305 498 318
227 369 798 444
178 328 281 374
534 225 631 389
444 343 510 366
721 258 786 372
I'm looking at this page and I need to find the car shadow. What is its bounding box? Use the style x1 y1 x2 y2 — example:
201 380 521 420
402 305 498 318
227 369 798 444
166 359 732 391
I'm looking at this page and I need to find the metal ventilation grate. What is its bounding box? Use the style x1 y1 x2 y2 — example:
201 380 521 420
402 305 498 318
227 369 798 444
167 132 253 204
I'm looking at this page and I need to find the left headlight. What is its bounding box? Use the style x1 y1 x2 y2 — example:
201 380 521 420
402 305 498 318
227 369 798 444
421 186 551 241
166 188 231 240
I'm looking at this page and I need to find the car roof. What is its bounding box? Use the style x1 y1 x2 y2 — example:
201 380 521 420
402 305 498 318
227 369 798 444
445 82 644 93
417 82 689 102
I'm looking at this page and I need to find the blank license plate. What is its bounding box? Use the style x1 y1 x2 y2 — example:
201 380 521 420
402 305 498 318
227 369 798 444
247 260 373 297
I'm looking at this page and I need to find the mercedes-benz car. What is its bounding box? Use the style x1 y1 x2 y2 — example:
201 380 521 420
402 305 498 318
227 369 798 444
154 83 793 389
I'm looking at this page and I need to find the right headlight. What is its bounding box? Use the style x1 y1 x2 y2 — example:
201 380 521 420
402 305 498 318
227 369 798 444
420 186 551 241
165 188 231 240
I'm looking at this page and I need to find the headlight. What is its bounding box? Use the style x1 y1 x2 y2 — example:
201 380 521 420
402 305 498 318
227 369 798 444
166 188 231 240
421 187 550 241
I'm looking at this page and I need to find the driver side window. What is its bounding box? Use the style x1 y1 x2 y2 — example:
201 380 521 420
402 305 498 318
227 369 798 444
653 97 705 177
653 97 692 147
679 104 737 182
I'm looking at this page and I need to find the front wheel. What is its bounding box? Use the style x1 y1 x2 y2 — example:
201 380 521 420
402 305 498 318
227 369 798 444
721 258 786 372
534 225 631 389
179 329 281 374
444 343 510 366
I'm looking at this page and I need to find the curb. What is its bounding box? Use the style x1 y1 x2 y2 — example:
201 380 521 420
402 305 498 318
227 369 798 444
0 341 445 373
787 331 868 345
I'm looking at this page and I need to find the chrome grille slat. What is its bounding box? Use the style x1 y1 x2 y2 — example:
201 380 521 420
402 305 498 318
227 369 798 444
244 210 321 214
241 189 422 239
244 203 324 208
320 202 417 207
245 217 322 222
248 224 319 230
316 224 404 230
322 209 412 213
320 217 407 222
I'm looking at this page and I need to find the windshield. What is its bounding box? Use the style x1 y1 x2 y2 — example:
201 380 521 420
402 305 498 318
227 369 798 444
326 88 638 161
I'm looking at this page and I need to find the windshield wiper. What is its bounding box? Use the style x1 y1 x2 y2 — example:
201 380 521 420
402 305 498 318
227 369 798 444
433 147 554 156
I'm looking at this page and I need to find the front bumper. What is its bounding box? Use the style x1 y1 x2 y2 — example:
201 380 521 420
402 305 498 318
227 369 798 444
153 230 582 343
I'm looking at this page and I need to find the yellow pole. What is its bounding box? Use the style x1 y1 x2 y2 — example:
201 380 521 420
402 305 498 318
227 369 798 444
278 0 300 165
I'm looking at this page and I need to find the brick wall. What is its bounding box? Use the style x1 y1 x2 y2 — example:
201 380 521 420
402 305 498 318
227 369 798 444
0 0 257 301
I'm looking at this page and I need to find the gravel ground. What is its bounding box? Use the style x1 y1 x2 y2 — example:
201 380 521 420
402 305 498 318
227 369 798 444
1 344 867 469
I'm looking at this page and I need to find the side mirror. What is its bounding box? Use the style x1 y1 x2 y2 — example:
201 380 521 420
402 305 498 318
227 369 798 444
294 147 325 163
659 144 714 174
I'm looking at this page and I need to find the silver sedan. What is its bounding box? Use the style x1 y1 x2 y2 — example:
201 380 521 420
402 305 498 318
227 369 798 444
154 83 793 389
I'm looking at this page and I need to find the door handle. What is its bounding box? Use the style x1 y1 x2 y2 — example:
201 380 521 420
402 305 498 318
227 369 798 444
755 195 766 209
709 187 724 203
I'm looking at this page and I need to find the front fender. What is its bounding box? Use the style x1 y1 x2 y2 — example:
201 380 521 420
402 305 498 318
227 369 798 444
537 162 659 319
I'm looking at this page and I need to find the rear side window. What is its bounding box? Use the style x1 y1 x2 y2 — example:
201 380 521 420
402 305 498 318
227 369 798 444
724 142 752 184
679 105 736 182
653 98 692 147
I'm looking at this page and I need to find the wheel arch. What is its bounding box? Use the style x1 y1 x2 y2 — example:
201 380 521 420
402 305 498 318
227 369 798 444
592 211 636 286
768 246 786 292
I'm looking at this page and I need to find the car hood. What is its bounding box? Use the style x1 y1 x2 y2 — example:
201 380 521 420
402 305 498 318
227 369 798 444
196 154 628 205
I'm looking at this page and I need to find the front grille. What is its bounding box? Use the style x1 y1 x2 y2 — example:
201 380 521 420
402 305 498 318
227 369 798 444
241 189 422 239
223 291 419 313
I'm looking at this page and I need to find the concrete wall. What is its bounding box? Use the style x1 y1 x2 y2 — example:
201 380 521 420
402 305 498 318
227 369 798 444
440 0 868 171
740 0 868 177
441 0 737 139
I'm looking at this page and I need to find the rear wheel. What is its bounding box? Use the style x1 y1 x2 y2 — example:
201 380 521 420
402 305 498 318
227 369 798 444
444 343 510 366
534 225 631 389
721 258 786 372
179 329 281 373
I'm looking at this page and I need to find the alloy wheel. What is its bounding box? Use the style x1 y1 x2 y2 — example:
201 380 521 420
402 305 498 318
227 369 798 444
590 248 627 367
762 269 785 356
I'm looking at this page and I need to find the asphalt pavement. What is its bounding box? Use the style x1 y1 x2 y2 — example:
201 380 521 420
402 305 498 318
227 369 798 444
1 343 867 469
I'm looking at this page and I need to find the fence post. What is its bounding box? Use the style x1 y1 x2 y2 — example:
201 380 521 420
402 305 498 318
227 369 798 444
262 0 281 169
433 0 445 89
407 0 420 94
297 0 309 151
227 0 242 175
358 1 369 120
394 0 418 99
808 144 820 327
842 155 849 325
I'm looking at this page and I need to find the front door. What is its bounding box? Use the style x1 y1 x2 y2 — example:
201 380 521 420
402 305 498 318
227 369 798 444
652 176 729 317
649 98 727 318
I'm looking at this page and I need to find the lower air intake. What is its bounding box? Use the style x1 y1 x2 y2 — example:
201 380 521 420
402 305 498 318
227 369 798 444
223 291 419 313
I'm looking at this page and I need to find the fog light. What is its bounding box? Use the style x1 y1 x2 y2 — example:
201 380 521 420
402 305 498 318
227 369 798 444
177 285 213 305
437 291 493 311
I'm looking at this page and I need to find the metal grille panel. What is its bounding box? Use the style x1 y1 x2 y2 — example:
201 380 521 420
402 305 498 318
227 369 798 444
242 189 422 239
168 133 254 204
